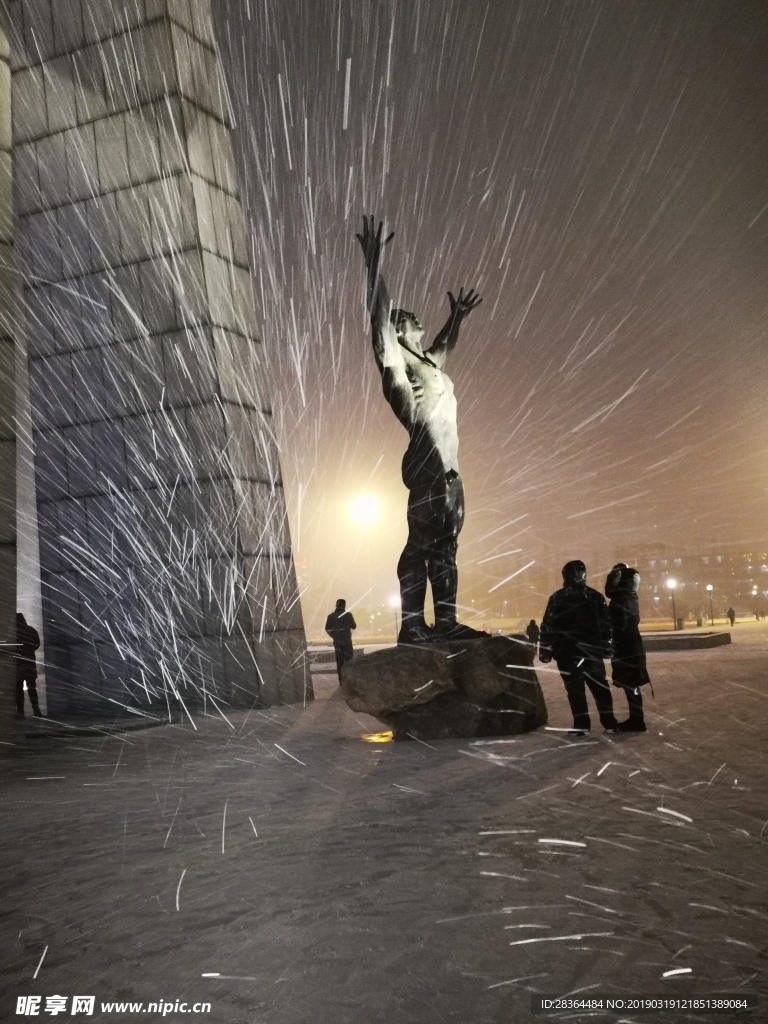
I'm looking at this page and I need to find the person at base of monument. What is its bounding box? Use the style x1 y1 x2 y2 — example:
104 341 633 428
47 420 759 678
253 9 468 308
325 599 357 682
605 563 650 732
356 215 486 645
539 560 618 735
15 612 42 718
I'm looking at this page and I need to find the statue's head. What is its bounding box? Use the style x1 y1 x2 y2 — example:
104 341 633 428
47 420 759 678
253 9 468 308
391 308 425 350
562 559 587 586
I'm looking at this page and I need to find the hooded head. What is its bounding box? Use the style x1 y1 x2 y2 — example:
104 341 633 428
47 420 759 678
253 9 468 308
605 563 625 598
623 567 641 592
335 599 346 610
562 559 587 586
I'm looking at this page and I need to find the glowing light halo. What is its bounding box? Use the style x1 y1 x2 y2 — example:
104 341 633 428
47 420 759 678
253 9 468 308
348 493 381 526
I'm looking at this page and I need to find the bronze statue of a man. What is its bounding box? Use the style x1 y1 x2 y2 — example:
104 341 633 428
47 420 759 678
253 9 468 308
357 216 485 644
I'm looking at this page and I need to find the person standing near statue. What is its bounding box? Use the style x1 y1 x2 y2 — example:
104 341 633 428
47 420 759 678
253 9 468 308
605 564 649 732
325 599 357 682
539 561 618 734
356 215 485 644
526 619 540 657
15 613 42 718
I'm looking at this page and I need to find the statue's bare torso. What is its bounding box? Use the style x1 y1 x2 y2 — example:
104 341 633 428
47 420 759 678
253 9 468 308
394 346 459 477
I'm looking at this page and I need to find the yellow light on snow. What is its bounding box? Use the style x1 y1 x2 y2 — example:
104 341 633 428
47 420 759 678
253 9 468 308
349 493 381 525
361 731 394 743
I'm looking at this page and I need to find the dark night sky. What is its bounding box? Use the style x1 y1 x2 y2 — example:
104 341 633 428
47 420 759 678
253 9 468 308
213 0 768 631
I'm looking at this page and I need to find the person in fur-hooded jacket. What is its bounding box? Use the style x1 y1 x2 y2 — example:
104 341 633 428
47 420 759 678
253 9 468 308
605 563 650 732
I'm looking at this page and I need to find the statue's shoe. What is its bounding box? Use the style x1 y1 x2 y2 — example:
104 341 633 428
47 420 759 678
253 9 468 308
432 621 489 641
397 622 436 645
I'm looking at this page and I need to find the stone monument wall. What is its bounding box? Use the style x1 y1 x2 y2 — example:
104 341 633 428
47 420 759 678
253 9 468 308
10 0 309 717
0 1 17 740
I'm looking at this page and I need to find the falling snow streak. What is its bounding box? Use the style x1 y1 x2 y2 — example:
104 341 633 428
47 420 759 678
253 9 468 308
175 869 186 911
32 946 48 979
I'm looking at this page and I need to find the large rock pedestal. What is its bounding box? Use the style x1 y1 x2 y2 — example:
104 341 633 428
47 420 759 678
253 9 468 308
341 635 547 740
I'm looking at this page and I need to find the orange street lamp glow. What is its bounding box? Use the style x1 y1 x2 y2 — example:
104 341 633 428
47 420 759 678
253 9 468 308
349 493 381 525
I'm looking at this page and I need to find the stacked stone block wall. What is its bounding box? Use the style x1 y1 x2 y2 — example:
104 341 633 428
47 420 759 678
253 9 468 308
0 0 17 739
11 0 309 717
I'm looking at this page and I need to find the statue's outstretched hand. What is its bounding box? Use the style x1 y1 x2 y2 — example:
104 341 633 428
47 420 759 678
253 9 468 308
356 215 394 270
448 287 482 322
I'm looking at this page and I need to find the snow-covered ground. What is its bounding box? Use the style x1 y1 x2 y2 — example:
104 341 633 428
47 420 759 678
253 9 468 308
2 624 767 1023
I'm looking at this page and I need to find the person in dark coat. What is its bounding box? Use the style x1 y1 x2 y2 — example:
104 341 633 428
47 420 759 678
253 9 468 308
325 599 357 681
15 613 42 718
525 619 540 657
727 607 736 627
605 564 650 732
539 560 618 734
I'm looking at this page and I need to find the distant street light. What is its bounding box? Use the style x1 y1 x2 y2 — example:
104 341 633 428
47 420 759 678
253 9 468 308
666 577 678 629
388 594 401 637
706 584 714 625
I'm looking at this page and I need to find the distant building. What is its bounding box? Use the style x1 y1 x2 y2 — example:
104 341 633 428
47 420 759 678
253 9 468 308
615 543 768 621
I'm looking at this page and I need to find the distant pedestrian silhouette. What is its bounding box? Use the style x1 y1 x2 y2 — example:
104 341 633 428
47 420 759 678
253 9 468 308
15 613 42 718
325 599 357 682
539 560 618 734
525 619 540 657
727 607 735 627
605 564 649 732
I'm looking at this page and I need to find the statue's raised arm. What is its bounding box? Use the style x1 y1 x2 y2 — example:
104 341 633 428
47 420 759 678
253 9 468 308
425 288 483 368
357 215 416 431
356 216 399 368
356 215 393 317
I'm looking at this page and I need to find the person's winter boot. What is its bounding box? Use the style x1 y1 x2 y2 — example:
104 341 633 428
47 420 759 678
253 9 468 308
618 688 646 732
617 718 646 732
569 713 591 735
600 713 619 732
